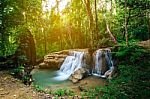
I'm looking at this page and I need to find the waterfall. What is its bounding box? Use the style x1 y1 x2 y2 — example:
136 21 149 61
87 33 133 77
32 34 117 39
92 48 114 78
53 48 114 81
53 51 85 81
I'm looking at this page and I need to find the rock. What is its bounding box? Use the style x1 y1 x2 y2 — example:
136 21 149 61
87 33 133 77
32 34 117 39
53 50 69 55
72 78 79 83
101 50 109 75
39 63 48 68
69 68 88 83
38 49 91 69
83 51 91 66
74 74 83 79
138 39 150 49
38 50 70 69
93 49 110 75
103 67 115 79
80 68 87 73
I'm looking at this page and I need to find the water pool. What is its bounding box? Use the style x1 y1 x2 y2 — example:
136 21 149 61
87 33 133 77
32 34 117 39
32 69 71 89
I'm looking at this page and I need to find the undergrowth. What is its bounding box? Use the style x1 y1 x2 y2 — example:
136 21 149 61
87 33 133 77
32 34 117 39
52 88 75 96
83 44 150 99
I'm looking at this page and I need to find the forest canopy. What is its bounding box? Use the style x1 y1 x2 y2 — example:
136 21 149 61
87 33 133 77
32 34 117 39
0 0 149 58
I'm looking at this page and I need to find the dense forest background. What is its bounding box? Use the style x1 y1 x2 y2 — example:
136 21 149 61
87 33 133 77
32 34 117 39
0 0 149 58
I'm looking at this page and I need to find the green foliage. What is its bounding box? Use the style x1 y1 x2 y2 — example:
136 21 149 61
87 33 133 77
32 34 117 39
34 85 45 92
1 0 149 59
1 0 149 98
114 0 149 42
114 44 149 65
11 65 24 77
33 85 75 96
53 89 75 96
101 64 150 99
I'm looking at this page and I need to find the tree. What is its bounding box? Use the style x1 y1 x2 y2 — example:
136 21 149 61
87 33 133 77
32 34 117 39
116 0 150 42
0 0 5 56
95 0 99 44
82 0 94 49
124 0 128 46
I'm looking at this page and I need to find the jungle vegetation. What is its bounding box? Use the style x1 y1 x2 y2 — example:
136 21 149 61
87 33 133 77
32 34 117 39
0 0 150 98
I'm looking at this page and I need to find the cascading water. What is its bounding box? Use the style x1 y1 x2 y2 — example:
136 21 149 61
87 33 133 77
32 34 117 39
92 48 114 78
53 51 85 81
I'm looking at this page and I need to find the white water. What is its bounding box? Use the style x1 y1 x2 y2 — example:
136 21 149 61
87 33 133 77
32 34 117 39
92 48 114 78
53 51 85 81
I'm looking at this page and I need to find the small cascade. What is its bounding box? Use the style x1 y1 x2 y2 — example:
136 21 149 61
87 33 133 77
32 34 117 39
53 51 85 81
92 48 114 78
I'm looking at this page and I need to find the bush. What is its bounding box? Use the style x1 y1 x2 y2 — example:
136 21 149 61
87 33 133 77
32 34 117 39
114 44 149 65
53 89 75 96
11 65 25 78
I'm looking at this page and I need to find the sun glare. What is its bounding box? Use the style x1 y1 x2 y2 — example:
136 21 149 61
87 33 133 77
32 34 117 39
42 0 70 13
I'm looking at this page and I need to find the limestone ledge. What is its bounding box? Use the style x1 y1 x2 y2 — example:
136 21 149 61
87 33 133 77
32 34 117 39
38 49 90 69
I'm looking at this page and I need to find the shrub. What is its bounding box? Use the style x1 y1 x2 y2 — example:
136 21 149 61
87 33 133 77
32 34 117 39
53 89 75 96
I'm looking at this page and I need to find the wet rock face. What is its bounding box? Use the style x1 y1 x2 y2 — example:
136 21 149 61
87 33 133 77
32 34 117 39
38 49 91 69
39 51 68 69
69 68 89 83
101 50 109 75
92 48 114 78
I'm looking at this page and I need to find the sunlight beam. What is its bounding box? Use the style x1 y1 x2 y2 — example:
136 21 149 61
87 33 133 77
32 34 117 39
42 0 70 13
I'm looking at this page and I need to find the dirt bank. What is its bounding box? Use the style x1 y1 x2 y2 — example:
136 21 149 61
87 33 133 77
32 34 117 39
0 70 54 99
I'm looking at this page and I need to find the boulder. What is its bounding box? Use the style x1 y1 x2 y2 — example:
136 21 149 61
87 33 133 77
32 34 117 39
69 68 88 83
39 63 48 68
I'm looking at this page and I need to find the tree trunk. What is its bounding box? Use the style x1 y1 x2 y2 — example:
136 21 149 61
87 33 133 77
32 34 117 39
103 14 117 44
82 0 95 71
1 1 5 56
123 9 131 40
43 30 47 54
106 23 117 44
55 0 59 14
82 0 94 49
18 29 36 65
125 0 128 46
146 3 150 39
95 0 99 47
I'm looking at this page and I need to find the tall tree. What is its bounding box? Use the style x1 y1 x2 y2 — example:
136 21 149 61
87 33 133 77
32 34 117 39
82 0 94 49
95 0 99 43
0 0 5 56
124 0 128 46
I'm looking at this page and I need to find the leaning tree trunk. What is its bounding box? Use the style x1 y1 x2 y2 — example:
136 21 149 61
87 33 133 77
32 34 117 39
106 23 117 44
103 14 117 44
